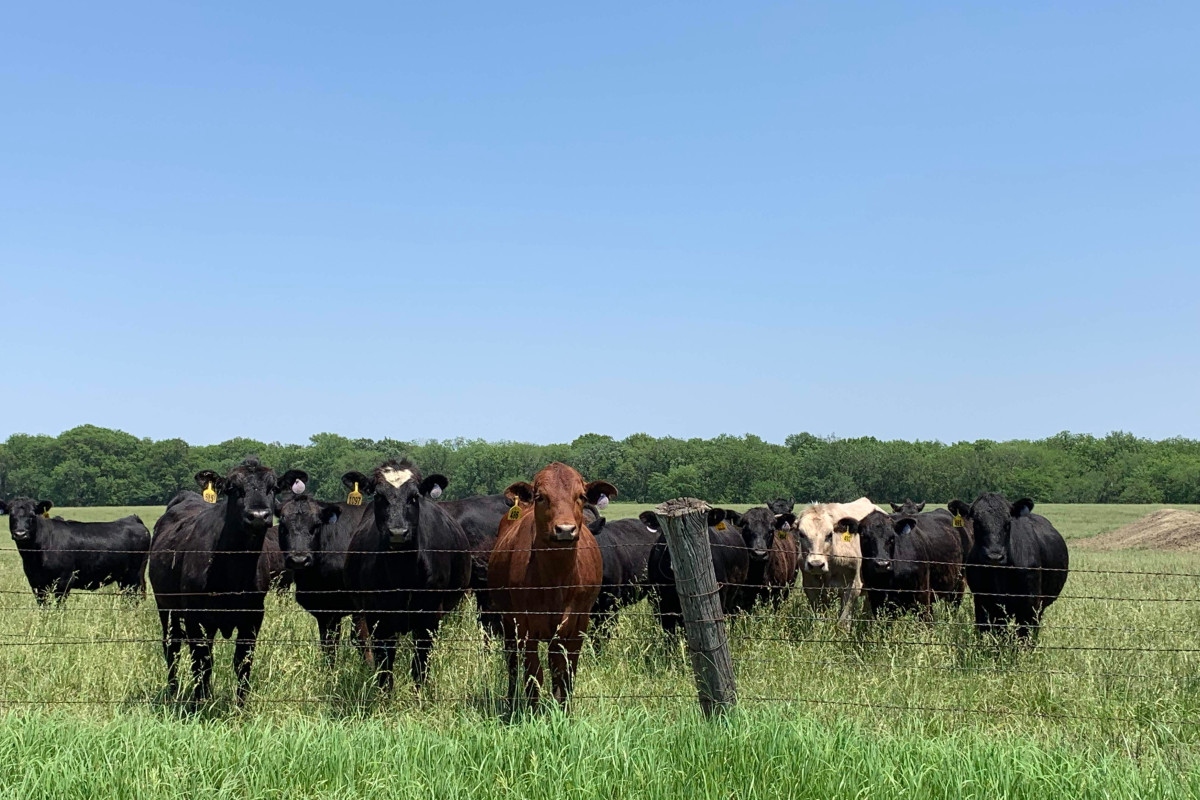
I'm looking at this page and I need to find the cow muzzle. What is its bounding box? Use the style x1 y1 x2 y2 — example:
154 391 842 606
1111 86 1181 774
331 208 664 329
552 524 578 542
804 558 828 574
243 508 272 529
985 551 1006 565
873 559 892 572
286 553 313 570
751 549 768 561
11 530 31 543
388 528 413 546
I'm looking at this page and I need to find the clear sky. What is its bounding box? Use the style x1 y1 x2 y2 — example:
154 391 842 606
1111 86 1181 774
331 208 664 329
2 3 1197 446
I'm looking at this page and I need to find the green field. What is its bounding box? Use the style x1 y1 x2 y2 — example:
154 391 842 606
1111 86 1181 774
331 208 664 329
1 503 1198 798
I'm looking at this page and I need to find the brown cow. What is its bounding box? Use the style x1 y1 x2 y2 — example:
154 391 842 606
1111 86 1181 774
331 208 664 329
488 462 616 712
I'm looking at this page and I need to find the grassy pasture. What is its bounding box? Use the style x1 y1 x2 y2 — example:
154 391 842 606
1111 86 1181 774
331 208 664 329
0 503 1198 798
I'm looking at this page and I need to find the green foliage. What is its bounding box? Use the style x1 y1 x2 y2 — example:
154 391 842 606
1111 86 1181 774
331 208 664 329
3 426 1200 506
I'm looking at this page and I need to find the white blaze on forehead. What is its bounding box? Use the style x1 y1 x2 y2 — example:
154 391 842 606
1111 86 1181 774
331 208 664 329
380 467 414 488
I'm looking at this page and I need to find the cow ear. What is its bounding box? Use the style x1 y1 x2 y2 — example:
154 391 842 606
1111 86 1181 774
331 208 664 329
893 517 916 536
1012 498 1034 517
35 500 53 516
195 470 225 494
584 508 606 535
724 510 743 527
638 511 660 533
341 471 374 494
505 482 533 504
0 500 7 516
584 481 617 505
915 501 925 512
707 508 727 527
276 470 309 495
419 474 448 499
947 500 971 517
834 517 859 535
889 502 902 512
320 503 340 525
774 512 796 531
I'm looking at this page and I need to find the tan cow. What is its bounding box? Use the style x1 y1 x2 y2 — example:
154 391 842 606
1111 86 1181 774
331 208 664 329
795 497 883 628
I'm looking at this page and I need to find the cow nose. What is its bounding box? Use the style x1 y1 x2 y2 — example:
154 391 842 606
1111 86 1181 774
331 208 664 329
875 559 891 571
11 530 29 542
752 549 768 561
986 551 1005 564
245 508 271 522
286 553 313 570
804 558 827 573
554 524 578 539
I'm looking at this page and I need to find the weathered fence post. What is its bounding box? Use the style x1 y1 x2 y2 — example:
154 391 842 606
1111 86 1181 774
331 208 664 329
652 497 737 717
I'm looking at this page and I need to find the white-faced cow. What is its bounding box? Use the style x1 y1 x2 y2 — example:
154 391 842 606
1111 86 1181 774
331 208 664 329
149 458 308 706
343 459 472 689
948 493 1069 643
0 497 150 604
795 497 882 628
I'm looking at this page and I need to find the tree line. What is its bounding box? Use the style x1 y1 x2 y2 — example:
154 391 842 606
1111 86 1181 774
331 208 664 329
1 425 1197 508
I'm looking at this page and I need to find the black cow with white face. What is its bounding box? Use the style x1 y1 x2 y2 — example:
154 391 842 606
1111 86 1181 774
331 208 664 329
149 458 308 706
948 493 1069 642
853 510 963 618
343 459 472 689
0 497 150 604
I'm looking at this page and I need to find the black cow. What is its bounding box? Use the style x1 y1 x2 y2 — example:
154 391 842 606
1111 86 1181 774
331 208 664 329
889 500 926 516
343 459 472 689
766 498 796 517
148 458 307 705
948 493 1069 642
580 506 660 633
732 506 800 610
646 508 750 634
274 493 371 664
0 497 150 604
851 509 964 618
439 493 513 633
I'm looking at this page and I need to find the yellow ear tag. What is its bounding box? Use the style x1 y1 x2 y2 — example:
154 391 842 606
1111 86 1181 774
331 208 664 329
42 512 51 519
202 482 217 504
953 514 965 528
776 529 787 538
347 483 363 506
507 504 521 521
715 521 727 531
841 530 852 542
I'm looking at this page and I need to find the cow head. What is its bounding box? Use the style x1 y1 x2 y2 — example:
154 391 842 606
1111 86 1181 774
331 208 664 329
948 493 1031 565
766 498 795 517
737 507 783 563
857 511 916 578
582 504 607 537
274 471 339 570
889 500 925 515
0 497 53 544
796 505 837 574
504 462 616 545
341 459 446 549
194 457 289 535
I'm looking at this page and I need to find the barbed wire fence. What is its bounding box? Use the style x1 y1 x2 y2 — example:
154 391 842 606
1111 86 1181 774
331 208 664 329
0 541 1197 730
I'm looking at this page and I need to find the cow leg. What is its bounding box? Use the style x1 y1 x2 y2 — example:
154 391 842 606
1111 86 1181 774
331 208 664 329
160 610 183 697
411 617 438 688
317 615 341 666
837 583 858 630
185 622 214 704
549 635 583 707
522 639 543 711
233 622 260 706
352 615 374 666
374 632 398 691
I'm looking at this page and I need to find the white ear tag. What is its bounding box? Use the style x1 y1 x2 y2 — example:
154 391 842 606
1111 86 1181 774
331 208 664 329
292 479 306 494
596 493 609 510
429 485 443 499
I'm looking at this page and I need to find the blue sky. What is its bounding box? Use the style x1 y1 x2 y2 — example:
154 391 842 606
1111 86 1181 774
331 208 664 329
2 2 1197 446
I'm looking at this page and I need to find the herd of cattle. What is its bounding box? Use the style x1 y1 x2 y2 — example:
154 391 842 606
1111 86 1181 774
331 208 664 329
0 457 1070 711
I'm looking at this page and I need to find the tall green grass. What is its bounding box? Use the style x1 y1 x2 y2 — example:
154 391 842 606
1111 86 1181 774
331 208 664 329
1 504 1197 798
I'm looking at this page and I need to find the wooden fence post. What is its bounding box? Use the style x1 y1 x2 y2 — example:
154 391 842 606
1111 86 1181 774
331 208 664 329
652 497 737 717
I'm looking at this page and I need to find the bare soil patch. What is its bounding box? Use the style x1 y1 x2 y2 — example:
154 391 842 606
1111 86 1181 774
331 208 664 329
1078 508 1200 552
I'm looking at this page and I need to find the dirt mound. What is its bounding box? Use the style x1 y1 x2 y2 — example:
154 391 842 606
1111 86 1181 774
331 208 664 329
1080 509 1200 552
